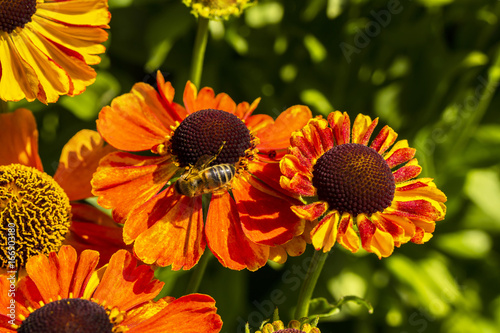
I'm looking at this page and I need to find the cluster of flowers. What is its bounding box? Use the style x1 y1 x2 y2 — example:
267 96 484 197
0 0 446 332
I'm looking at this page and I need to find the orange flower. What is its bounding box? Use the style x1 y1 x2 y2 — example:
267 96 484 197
280 112 447 258
0 246 223 332
0 108 122 269
0 0 110 104
92 71 312 271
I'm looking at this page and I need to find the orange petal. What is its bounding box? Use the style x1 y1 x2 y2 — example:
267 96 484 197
92 152 178 224
155 71 188 122
352 114 379 145
54 130 115 201
311 211 339 252
0 109 43 170
93 250 163 311
370 125 398 154
129 294 222 333
249 159 303 198
327 111 351 145
389 195 447 222
131 80 185 128
233 177 302 246
256 105 312 154
235 98 260 122
130 187 206 270
358 215 394 258
96 90 172 151
336 213 360 253
25 246 79 302
66 203 128 268
70 249 101 298
393 158 421 183
290 202 328 221
205 192 269 271
279 154 311 179
373 213 415 247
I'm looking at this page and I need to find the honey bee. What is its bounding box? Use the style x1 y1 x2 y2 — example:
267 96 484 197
174 143 236 198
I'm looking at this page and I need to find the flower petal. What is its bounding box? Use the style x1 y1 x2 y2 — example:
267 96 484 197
36 0 111 27
93 250 163 311
156 71 188 122
128 294 222 333
327 111 351 145
129 187 206 270
290 202 328 221
337 214 360 253
256 105 312 156
370 125 398 154
358 215 394 258
96 89 172 151
0 108 43 170
66 203 128 268
25 246 79 302
249 159 302 198
311 211 339 252
233 177 302 246
92 152 178 224
352 114 379 145
0 35 39 102
205 192 269 271
383 140 416 168
54 129 115 201
393 158 422 183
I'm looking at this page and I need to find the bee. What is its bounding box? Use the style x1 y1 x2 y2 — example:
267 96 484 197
174 143 236 198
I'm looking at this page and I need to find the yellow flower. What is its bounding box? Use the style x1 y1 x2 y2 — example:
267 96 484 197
183 0 255 20
0 0 110 104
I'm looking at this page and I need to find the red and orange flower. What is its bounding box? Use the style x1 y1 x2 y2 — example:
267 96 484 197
280 112 447 258
0 108 123 270
0 0 110 104
91 71 312 271
0 245 223 332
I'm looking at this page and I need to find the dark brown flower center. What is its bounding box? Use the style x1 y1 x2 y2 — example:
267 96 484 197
0 164 71 270
312 143 395 217
0 0 37 33
171 109 251 167
18 299 113 333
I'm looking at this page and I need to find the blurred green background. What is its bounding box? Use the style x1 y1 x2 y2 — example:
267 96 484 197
10 0 500 332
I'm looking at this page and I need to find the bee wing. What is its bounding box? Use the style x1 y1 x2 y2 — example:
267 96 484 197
194 154 215 170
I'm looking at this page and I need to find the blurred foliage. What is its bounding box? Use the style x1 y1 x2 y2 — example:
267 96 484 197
9 0 500 332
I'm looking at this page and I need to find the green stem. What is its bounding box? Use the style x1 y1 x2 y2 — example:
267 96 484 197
0 100 9 113
295 250 329 319
449 46 500 157
185 249 212 294
190 16 210 88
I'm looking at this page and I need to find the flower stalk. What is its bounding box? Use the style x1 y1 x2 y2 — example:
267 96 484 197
294 250 329 319
185 249 212 294
190 16 210 88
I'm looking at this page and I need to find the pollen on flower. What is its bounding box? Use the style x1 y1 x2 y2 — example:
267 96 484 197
17 298 114 333
0 0 37 33
0 164 71 269
312 143 395 217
